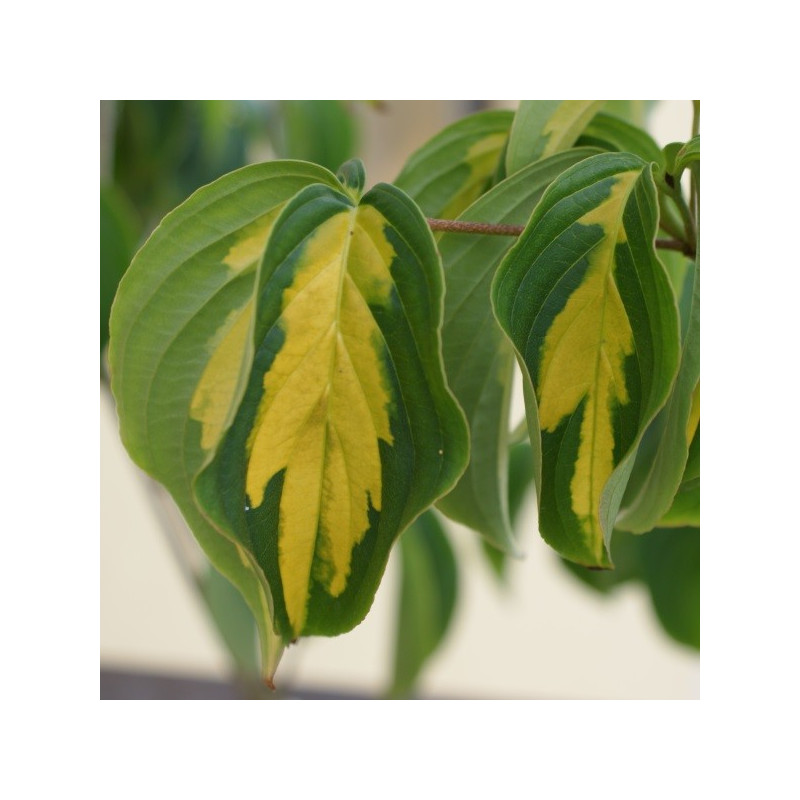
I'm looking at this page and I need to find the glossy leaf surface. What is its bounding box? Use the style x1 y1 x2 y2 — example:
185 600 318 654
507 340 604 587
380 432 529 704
433 149 599 552
492 153 681 567
394 110 513 219
109 160 340 679
197 175 469 641
505 100 605 175
391 510 457 697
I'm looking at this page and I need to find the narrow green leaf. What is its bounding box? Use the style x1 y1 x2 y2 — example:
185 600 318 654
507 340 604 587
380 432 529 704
576 111 664 167
505 101 605 175
639 527 700 649
109 160 341 682
394 110 514 219
100 185 139 354
390 511 457 697
617 259 700 532
481 440 537 581
196 171 469 641
492 153 681 567
434 149 600 553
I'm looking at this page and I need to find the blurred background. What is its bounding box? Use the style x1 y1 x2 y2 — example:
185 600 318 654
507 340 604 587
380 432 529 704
100 100 699 699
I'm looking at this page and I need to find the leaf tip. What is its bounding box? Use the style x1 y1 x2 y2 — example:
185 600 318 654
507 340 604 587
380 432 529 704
337 158 366 200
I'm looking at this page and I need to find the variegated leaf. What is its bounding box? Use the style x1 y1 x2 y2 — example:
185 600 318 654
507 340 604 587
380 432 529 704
492 153 681 567
505 100 605 175
196 164 469 641
433 149 600 552
109 160 341 682
394 110 513 219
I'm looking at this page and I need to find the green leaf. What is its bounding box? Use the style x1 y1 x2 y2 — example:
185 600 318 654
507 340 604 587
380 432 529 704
197 565 260 677
674 135 700 181
112 100 254 227
658 477 699 527
492 152 681 567
639 527 700 649
390 510 457 697
505 101 605 175
100 185 139 355
658 427 700 528
433 149 600 553
481 439 538 581
109 160 341 682
196 170 469 642
394 110 514 219
576 111 664 167
617 259 700 532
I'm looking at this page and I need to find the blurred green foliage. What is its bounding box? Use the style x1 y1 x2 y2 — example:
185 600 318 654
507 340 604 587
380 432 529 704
100 99 358 365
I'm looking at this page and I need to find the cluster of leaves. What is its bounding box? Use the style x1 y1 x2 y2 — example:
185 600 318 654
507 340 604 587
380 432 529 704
104 101 699 695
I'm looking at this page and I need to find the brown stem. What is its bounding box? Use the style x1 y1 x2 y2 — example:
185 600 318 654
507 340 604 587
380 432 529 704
427 218 525 236
427 217 694 257
655 238 695 256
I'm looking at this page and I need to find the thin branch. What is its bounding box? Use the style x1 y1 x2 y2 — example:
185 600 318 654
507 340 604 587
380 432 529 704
656 238 695 256
427 217 695 257
427 218 525 236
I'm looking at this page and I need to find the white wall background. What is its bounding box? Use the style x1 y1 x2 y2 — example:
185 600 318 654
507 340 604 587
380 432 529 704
100 100 699 699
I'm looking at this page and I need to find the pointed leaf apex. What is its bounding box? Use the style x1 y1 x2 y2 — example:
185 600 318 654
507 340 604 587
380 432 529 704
337 158 366 199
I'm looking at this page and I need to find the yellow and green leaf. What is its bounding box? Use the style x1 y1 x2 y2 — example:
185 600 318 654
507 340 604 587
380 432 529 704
108 160 341 682
505 100 605 176
394 110 513 219
431 149 600 553
492 153 681 567
196 171 469 641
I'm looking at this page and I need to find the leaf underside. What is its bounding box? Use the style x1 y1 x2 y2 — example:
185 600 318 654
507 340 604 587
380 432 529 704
109 160 342 679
